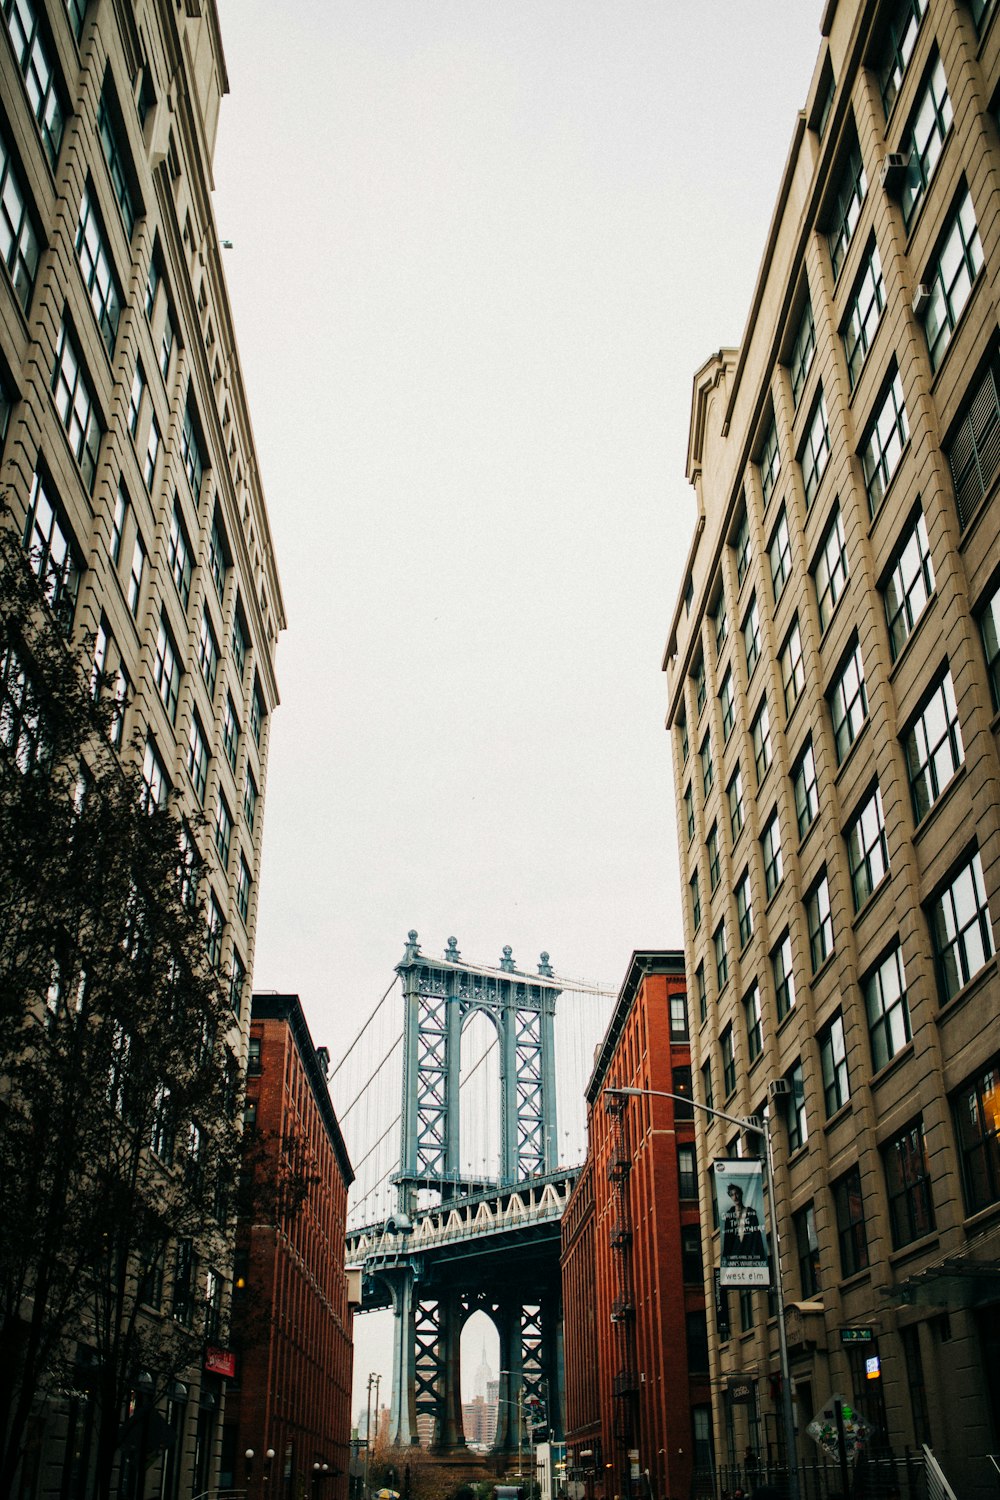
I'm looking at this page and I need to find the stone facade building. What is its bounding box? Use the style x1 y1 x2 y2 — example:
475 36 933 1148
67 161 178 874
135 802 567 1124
0 0 282 1492
664 1 1000 1493
561 953 710 1500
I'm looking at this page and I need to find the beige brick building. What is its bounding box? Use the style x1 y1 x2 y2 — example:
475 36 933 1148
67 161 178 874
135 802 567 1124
0 0 283 1493
664 1 1000 1493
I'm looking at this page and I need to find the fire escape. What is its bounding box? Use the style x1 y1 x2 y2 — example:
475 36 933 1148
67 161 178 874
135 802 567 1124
605 1093 639 1471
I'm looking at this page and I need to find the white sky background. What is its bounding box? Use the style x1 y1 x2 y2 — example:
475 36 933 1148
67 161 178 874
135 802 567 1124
212 0 824 1416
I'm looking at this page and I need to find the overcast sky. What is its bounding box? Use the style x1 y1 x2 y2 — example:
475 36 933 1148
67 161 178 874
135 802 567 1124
212 0 825 1412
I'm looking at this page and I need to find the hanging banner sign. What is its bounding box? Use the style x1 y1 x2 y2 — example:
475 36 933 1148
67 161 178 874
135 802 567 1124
714 1158 770 1287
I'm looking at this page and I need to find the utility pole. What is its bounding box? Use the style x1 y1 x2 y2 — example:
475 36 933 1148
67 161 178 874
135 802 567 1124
364 1370 379 1499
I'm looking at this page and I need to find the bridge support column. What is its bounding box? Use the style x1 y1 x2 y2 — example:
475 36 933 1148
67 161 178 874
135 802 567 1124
493 1297 523 1456
434 1293 467 1453
387 1267 419 1448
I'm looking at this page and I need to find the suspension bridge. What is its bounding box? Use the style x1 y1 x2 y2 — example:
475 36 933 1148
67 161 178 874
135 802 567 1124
332 931 615 1455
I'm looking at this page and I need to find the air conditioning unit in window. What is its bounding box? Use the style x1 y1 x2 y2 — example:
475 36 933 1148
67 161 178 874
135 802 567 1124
912 283 933 318
880 152 909 193
767 1078 792 1100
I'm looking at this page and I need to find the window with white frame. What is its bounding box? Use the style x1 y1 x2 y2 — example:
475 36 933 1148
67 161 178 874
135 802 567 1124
843 238 885 389
792 738 820 838
820 1012 850 1116
800 390 831 508
901 55 952 227
846 783 889 910
814 505 849 631
861 370 908 515
864 943 911 1071
780 618 805 716
904 669 964 823
928 849 994 1003
769 507 792 601
829 642 868 762
762 812 783 898
924 188 983 372
884 510 934 658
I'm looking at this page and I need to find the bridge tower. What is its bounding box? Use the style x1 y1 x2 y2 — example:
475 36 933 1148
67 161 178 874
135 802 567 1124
383 932 564 1454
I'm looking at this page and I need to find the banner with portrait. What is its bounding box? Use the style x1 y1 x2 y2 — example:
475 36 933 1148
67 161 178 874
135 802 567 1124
714 1157 770 1287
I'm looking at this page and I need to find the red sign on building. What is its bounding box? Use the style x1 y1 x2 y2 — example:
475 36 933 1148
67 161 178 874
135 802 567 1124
204 1347 237 1379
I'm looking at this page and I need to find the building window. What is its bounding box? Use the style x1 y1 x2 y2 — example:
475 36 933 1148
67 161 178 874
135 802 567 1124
230 951 246 1015
743 594 762 676
904 670 964 823
153 614 181 723
693 656 706 717
708 822 721 891
714 594 728 650
243 769 258 832
829 641 868 762
743 983 763 1062
144 412 161 489
0 644 44 771
670 993 688 1039
700 733 713 796
673 1065 693 1119
785 1059 807 1152
861 370 908 516
127 359 145 437
720 670 735 742
949 356 1000 528
126 533 144 617
772 931 796 1022
198 610 219 699
751 698 772 784
928 849 994 1003
23 472 81 630
206 895 224 969
769 508 792 603
75 185 122 356
794 1204 821 1296
924 188 982 372
141 736 167 811
210 513 229 601
820 1012 850 1116
679 714 689 765
248 1036 262 1075
51 321 103 491
181 400 205 497
971 0 998 31
901 55 952 227
214 795 232 869
883 1117 935 1247
884 509 934 658
223 695 240 773
833 1165 869 1277
807 872 834 973
160 301 176 381
800 390 831 508
690 869 702 932
814 506 849 632
762 812 783 898
758 420 780 508
846 783 889 910
168 501 193 609
780 618 805 716
953 1059 1000 1215
682 1224 703 1284
727 764 744 841
878 0 927 117
701 1059 713 1113
0 125 41 312
187 713 209 803
678 1144 697 1200
97 83 138 238
237 855 251 923
843 239 885 389
789 298 816 408
684 783 694 842
734 507 752 584
721 1024 736 1097
109 486 127 566
828 139 867 281
980 581 1000 710
864 944 911 1072
792 738 819 839
714 921 729 991
901 1325 931 1446
695 962 707 1025
145 250 160 317
736 869 753 947
2 0 65 166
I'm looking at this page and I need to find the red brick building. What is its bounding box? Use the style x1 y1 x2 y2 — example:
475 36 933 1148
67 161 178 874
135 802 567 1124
224 994 354 1500
562 952 711 1500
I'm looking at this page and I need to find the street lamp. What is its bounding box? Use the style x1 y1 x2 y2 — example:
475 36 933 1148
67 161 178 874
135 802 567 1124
603 1084 799 1500
498 1372 525 1478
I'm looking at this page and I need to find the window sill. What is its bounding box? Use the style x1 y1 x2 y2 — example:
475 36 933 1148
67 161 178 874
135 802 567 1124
817 571 851 643
836 1267 872 1294
797 816 820 858
936 956 998 1027
866 436 910 532
850 873 892 930
869 1039 914 1091
832 712 872 785
911 762 967 845
823 1100 853 1134
887 591 937 683
962 1200 1000 1235
786 1142 809 1166
765 879 785 914
776 1006 797 1036
810 950 837 986
888 1231 939 1269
